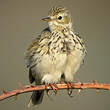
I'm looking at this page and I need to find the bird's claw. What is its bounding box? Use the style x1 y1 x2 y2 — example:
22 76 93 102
49 84 58 95
66 82 73 97
45 83 58 95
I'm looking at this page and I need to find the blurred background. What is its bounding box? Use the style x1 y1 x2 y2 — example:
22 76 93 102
0 0 110 110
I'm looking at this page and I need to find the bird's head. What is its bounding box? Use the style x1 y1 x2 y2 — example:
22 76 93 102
42 6 72 32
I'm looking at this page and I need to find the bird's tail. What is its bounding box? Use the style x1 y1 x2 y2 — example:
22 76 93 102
28 90 44 107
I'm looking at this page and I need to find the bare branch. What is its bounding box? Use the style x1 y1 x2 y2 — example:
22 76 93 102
0 82 110 101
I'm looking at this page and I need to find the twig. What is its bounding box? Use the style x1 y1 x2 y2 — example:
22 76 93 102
0 82 110 101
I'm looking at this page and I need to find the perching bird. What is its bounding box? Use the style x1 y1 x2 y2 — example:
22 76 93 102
25 6 86 107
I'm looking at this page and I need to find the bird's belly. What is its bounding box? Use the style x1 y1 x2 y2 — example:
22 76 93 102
35 53 67 76
64 50 83 74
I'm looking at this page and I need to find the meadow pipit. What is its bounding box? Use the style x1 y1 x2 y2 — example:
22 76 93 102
25 6 87 107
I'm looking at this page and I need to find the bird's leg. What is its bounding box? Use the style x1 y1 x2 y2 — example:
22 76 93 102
45 83 58 95
59 80 62 84
45 84 49 96
66 82 73 97
44 84 54 101
49 83 58 95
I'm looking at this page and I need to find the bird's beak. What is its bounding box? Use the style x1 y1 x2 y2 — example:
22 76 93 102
42 17 51 22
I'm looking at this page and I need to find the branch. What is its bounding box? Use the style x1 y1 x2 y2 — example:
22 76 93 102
0 82 110 101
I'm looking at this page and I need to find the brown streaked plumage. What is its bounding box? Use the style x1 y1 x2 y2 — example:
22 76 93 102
25 6 86 107
48 6 68 16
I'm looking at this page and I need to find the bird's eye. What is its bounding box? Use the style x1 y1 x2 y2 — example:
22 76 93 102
58 16 62 20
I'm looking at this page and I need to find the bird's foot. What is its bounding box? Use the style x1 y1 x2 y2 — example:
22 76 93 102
66 82 74 97
45 84 50 96
49 83 58 95
45 83 58 95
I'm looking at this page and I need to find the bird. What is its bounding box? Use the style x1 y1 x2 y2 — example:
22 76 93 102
25 6 87 107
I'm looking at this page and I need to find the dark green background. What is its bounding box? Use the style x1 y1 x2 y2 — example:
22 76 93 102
0 0 110 110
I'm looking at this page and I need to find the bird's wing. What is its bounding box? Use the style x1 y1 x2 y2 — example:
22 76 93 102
75 33 87 64
25 27 51 83
73 32 87 54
